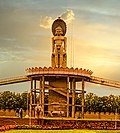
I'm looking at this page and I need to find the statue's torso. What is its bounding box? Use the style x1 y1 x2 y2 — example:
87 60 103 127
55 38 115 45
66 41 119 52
54 36 65 49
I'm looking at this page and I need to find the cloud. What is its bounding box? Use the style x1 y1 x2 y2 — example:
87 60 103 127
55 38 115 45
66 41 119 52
40 9 75 29
2 38 16 42
60 9 75 23
40 16 53 29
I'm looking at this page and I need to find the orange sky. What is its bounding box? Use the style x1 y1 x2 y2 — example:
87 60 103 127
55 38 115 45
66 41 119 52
0 0 120 96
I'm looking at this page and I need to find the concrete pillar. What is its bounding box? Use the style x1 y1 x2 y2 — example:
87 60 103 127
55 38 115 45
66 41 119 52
70 81 72 94
34 79 36 104
29 77 33 126
72 79 75 118
41 75 45 117
39 77 42 106
81 78 85 119
67 76 69 117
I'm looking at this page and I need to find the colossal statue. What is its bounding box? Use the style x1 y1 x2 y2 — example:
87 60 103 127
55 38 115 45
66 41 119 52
51 18 67 68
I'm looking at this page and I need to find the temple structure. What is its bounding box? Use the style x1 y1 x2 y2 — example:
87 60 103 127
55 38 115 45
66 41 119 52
26 17 93 119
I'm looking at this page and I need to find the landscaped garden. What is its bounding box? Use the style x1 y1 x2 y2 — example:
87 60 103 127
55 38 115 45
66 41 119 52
0 91 120 115
0 91 120 132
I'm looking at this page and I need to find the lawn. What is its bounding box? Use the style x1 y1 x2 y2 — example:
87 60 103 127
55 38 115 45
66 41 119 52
4 130 120 133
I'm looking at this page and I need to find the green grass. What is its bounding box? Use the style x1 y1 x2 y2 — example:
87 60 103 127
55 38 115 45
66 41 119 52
4 130 120 133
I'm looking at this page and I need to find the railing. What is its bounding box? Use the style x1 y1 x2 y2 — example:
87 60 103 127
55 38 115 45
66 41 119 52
26 67 93 77
89 76 120 88
0 76 29 86
0 74 120 89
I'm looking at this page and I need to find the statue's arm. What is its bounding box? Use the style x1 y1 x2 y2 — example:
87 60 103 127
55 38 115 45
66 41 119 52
52 37 54 53
64 37 67 52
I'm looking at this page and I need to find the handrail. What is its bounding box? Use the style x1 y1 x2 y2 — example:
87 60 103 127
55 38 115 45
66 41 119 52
0 76 29 86
89 76 120 89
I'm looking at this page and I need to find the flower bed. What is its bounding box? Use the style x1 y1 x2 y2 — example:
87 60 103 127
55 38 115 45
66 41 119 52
0 120 120 131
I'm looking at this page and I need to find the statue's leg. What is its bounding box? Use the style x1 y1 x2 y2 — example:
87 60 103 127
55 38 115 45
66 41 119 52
63 54 67 68
52 54 55 68
55 47 58 67
60 47 63 67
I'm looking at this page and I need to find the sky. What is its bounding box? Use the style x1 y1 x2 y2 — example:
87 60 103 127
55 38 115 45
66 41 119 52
0 0 120 96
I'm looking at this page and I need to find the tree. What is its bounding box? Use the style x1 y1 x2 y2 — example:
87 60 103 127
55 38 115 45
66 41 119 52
85 93 98 113
107 95 119 114
14 93 22 109
0 91 16 110
0 90 120 114
75 95 82 112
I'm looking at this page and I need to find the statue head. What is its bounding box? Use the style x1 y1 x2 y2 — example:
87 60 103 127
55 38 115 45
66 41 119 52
52 17 66 36
55 26 63 36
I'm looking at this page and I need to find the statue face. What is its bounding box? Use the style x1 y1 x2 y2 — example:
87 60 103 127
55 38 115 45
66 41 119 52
55 26 63 35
